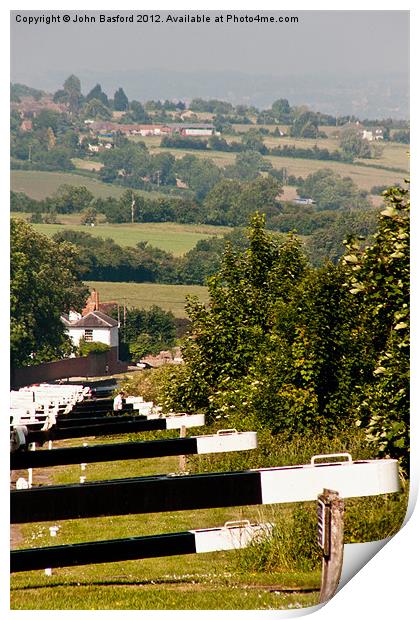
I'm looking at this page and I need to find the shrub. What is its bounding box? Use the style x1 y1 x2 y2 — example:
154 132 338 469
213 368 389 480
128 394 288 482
77 339 110 356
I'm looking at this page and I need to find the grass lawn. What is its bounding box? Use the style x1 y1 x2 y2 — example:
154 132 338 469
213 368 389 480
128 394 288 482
26 221 230 255
83 281 209 317
10 434 321 610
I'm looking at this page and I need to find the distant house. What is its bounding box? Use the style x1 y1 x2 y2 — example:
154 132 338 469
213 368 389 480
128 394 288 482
61 311 119 352
20 120 33 132
362 130 373 142
61 290 119 356
167 123 216 136
362 128 384 142
293 197 316 205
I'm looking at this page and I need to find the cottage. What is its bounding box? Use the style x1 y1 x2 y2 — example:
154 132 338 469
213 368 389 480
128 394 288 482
61 311 119 352
61 290 119 356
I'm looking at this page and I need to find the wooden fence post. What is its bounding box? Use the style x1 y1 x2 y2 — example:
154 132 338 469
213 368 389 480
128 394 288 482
318 488 344 604
179 425 187 472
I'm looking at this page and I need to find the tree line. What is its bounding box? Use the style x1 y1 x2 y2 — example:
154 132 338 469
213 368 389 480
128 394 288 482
161 134 351 162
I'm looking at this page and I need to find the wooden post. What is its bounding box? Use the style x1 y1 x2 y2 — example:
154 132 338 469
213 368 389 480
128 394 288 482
179 425 187 472
318 488 344 604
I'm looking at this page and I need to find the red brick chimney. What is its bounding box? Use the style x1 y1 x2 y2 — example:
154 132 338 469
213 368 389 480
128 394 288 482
82 289 99 316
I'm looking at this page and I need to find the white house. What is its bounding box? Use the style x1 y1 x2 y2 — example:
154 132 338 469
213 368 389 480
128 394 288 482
61 310 119 355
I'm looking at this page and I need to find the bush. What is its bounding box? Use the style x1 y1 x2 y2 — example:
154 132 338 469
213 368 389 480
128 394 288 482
77 339 110 356
119 365 187 412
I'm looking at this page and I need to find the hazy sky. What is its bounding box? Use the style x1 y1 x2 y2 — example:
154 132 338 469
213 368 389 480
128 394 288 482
11 10 409 89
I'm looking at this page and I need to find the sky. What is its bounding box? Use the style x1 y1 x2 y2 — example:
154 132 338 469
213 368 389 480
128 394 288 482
10 10 409 87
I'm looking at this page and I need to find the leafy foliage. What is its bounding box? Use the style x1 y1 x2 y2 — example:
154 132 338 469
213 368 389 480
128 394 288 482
77 338 110 356
11 219 88 367
343 184 409 472
112 305 177 360
162 192 409 473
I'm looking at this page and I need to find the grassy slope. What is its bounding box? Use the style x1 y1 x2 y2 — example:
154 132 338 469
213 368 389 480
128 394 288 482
10 170 166 201
10 434 320 611
24 221 229 255
83 281 209 318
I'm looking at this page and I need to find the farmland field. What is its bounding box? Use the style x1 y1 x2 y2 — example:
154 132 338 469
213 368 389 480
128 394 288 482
148 141 408 191
71 158 104 172
11 170 127 200
83 281 209 317
20 221 230 255
10 170 166 201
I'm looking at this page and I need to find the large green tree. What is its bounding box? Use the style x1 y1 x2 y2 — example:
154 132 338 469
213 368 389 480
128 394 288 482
113 87 129 111
62 74 83 114
85 83 109 107
343 184 410 472
165 214 308 416
11 219 89 367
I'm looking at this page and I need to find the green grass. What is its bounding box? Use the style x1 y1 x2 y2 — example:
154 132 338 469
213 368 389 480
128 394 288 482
10 434 321 610
11 170 127 200
26 221 229 255
71 158 104 172
10 170 167 201
83 281 209 318
266 154 408 191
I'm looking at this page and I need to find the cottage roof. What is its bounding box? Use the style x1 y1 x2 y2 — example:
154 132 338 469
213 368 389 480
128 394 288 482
61 311 118 328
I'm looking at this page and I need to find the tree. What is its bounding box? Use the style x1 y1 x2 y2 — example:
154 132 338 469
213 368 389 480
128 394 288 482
343 184 409 472
271 98 291 121
52 185 95 214
80 207 98 225
174 155 222 200
301 169 371 211
235 176 283 225
11 219 88 367
203 179 242 225
126 101 150 123
340 127 372 159
86 83 109 107
83 98 112 120
62 74 83 114
241 130 268 154
114 87 129 111
290 111 319 138
164 213 308 417
110 306 176 360
225 150 272 180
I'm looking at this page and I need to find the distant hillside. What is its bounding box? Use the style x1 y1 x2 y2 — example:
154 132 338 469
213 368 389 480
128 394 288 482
10 69 409 119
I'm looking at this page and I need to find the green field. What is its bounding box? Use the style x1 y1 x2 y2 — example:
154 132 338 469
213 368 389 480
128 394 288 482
10 436 321 610
84 281 209 317
10 170 166 201
24 221 230 255
129 128 409 193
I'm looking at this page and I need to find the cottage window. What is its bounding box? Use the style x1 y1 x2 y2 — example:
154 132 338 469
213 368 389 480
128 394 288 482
84 329 93 342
